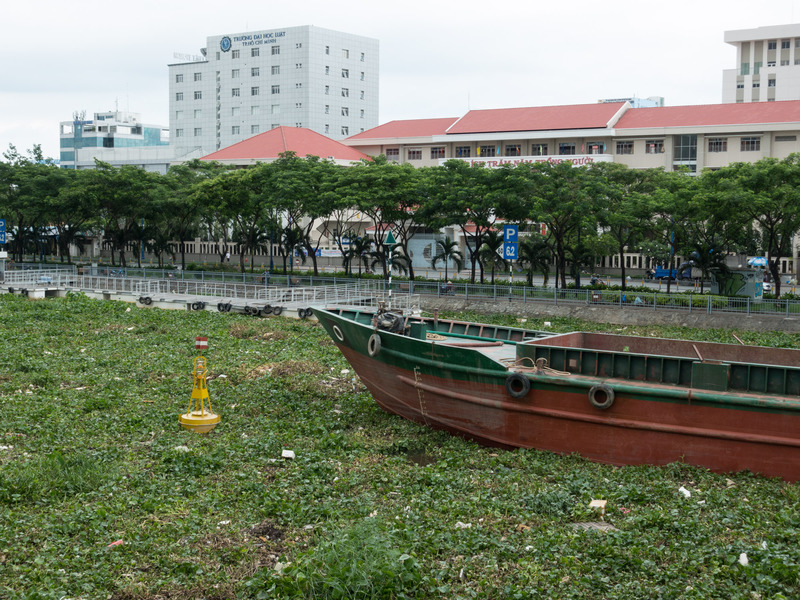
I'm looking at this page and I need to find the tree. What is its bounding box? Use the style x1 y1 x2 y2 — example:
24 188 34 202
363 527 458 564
518 234 551 286
520 160 601 289
430 236 463 281
594 163 663 290
346 235 376 277
702 156 800 297
478 229 507 283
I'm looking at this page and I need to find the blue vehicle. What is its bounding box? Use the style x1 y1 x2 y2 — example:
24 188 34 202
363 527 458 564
649 266 692 280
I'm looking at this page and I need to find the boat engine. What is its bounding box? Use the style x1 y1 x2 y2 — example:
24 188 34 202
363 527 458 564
374 311 405 334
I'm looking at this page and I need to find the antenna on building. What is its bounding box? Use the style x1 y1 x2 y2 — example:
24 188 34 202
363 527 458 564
73 110 86 123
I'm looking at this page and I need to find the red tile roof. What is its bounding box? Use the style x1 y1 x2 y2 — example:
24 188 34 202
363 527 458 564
614 100 800 129
445 102 628 134
347 117 460 140
201 127 369 162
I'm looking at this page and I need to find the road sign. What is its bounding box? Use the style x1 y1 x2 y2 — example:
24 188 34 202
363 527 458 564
503 224 518 243
384 230 397 246
503 242 518 260
0 219 5 245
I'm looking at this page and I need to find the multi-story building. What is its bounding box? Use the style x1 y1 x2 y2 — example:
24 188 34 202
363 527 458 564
168 25 379 160
59 111 172 172
722 24 800 103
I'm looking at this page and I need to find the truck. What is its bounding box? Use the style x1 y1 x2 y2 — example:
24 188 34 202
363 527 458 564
650 266 693 280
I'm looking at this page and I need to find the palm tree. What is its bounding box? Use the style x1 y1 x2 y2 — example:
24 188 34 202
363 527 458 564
478 229 507 284
518 235 551 287
431 236 464 282
347 235 374 277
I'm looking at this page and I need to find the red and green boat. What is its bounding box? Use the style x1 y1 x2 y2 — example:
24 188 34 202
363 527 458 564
313 306 800 481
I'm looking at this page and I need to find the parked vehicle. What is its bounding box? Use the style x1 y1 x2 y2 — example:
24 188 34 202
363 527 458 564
649 267 692 280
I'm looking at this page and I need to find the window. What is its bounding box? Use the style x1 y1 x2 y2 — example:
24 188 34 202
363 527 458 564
431 147 446 159
342 49 349 59
251 87 259 96
560 142 577 155
325 105 329 114
232 50 240 59
175 110 183 119
456 146 471 157
194 109 202 118
340 126 349 135
251 67 259 76
741 137 761 151
615 141 632 155
737 82 745 89
360 90 365 100
251 125 260 134
478 145 496 157
296 63 303 69
271 85 280 94
251 48 260 57
232 88 240 97
708 138 727 152
175 74 184 83
505 144 521 156
775 135 797 142
325 45 330 55
753 82 760 88
360 72 365 81
232 126 240 135
342 68 349 78
767 61 776 67
646 140 664 154
341 107 349 116
295 102 302 109
386 148 400 161
408 149 422 160
754 61 762 75
325 85 330 95
768 41 777 50
296 122 303 128
296 43 302 49
271 124 279 129
586 142 603 155
360 52 365 62
176 92 184 101
781 59 790 66
175 128 185 138
782 40 790 49
272 46 280 55
231 107 240 116
741 62 750 75
194 128 202 136
360 109 364 118
342 88 349 97
325 66 330 75
324 124 329 133
232 69 239 78
194 72 202 81
251 105 260 115
271 65 280 75
194 91 202 100
295 83 302 88
271 104 280 114
531 143 548 156
769 78 777 87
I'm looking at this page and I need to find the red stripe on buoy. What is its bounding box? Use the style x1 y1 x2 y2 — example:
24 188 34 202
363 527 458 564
195 336 208 349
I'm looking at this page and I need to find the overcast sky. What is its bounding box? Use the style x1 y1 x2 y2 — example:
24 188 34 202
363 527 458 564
3 0 800 160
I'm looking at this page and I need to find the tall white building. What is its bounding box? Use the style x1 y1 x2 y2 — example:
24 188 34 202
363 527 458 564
168 25 379 159
722 24 800 103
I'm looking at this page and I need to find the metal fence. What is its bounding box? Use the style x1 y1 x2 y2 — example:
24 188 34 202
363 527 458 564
3 265 798 318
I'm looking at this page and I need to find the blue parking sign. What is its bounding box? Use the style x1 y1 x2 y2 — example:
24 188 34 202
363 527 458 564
503 225 518 243
0 219 5 245
503 242 518 260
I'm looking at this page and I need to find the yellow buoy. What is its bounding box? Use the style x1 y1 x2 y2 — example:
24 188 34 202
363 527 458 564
179 348 220 434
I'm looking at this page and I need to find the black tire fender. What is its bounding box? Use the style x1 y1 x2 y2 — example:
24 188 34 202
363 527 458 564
298 307 307 319
261 305 273 315
143 296 152 306
367 333 382 357
505 372 531 398
272 306 283 316
217 302 226 312
589 384 615 409
304 308 313 318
